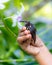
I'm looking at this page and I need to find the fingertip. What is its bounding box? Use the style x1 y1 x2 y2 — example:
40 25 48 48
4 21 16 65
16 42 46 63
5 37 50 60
29 34 32 38
20 27 30 34
20 26 26 32
24 30 30 35
23 26 26 30
27 34 32 39
28 30 30 33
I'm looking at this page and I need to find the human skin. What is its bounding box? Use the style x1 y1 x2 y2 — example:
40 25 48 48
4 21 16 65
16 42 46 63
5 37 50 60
17 27 52 65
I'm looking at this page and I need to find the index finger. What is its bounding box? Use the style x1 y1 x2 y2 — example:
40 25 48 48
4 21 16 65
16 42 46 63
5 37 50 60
20 26 26 32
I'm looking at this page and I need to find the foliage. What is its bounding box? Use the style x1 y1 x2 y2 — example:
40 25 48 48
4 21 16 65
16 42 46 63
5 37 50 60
0 0 52 65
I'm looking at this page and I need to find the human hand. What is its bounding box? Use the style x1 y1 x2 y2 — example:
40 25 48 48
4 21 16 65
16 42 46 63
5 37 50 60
17 27 44 56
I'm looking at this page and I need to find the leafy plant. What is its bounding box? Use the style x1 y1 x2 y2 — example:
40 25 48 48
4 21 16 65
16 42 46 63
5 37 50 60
0 0 52 65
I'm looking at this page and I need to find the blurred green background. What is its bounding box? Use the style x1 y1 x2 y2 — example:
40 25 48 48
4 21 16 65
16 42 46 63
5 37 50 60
0 0 52 65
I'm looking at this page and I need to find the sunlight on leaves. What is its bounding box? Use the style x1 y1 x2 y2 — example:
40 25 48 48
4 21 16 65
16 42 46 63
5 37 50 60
0 0 10 9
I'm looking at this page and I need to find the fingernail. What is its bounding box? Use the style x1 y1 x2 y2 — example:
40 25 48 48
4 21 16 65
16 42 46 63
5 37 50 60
23 26 26 29
28 30 30 33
